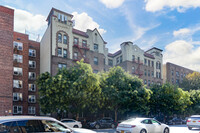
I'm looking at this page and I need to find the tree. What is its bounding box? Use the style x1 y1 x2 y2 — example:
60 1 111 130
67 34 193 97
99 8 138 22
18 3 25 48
100 66 151 121
186 90 200 115
180 72 200 91
37 60 101 119
149 83 191 117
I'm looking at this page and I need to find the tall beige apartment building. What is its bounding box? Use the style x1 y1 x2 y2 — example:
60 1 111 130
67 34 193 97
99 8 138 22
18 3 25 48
40 8 163 86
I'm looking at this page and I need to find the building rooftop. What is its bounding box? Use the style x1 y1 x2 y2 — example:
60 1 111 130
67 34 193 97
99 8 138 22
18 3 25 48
72 28 89 38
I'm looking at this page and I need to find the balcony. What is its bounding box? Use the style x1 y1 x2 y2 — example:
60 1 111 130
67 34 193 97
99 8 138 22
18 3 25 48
133 70 143 75
132 60 143 65
73 56 89 63
73 42 90 50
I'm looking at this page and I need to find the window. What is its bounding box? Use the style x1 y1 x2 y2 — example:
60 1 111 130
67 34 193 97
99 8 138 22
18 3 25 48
132 67 135 73
148 70 150 77
156 72 158 78
82 40 87 47
148 80 151 86
61 14 64 21
58 63 67 69
13 54 23 63
151 71 154 77
13 67 22 76
176 79 179 85
138 57 140 62
29 84 36 91
171 70 174 76
29 60 36 68
132 55 135 61
94 44 98 51
151 61 154 67
58 13 61 21
144 79 147 84
29 72 36 80
74 52 78 59
28 95 36 103
28 106 36 114
58 33 62 43
93 70 98 73
148 60 150 66
74 38 78 45
13 41 23 50
64 16 67 24
58 48 62 57
63 49 67 58
13 106 22 114
144 59 147 65
120 56 123 63
13 93 22 101
13 80 22 88
172 78 174 84
108 59 113 66
116 57 119 64
29 49 36 57
176 71 179 77
94 57 98 65
144 69 147 76
63 35 67 44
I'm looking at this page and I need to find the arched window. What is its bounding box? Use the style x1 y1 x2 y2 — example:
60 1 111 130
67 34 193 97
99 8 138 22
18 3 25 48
58 33 62 43
63 35 67 44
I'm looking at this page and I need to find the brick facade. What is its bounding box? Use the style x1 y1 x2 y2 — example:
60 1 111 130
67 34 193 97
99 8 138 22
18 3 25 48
0 6 14 116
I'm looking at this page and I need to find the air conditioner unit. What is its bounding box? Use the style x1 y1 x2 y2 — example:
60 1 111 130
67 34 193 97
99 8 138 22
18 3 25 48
13 71 19 75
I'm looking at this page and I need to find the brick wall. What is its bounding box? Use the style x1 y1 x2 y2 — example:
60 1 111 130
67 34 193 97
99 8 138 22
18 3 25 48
0 6 14 116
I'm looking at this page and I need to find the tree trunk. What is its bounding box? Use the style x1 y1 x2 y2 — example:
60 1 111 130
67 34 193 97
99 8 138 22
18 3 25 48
76 113 79 121
115 110 118 122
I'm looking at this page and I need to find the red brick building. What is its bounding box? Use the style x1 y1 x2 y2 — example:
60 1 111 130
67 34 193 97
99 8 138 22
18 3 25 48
0 6 40 116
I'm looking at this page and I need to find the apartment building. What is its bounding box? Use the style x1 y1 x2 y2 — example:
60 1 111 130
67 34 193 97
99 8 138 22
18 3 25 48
108 42 163 86
0 6 40 116
40 8 109 75
163 62 194 86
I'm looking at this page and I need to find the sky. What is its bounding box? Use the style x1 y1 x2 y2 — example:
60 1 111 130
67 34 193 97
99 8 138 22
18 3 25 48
1 0 200 71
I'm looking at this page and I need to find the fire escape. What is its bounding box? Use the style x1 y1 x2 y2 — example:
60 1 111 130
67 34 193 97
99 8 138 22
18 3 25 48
133 60 143 78
73 42 90 63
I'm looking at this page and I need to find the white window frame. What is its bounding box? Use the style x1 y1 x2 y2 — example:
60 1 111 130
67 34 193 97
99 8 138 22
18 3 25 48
28 106 36 114
13 54 23 63
28 84 36 92
29 60 36 68
28 95 36 103
13 41 23 50
58 48 62 57
29 72 36 80
13 67 23 76
13 93 23 101
13 80 22 88
29 49 36 57
13 106 22 114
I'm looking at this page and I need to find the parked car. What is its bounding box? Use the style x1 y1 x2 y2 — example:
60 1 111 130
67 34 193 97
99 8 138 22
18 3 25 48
61 119 82 128
116 117 169 133
88 117 116 129
167 117 183 125
187 115 200 130
0 116 96 133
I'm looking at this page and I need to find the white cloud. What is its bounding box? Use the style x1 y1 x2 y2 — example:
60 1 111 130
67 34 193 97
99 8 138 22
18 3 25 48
145 0 200 12
163 40 200 72
99 0 125 8
173 28 191 37
72 12 106 35
14 8 47 33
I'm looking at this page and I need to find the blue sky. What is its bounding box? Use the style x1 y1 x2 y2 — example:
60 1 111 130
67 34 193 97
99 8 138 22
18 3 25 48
1 0 200 71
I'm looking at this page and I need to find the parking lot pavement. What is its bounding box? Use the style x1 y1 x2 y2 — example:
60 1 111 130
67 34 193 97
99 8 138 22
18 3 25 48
92 125 200 133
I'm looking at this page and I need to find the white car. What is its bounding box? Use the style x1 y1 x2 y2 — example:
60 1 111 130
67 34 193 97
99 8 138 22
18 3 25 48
116 117 169 133
0 116 96 133
61 119 82 128
187 115 200 130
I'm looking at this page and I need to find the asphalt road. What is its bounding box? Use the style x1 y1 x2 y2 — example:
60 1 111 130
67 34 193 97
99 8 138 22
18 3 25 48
93 125 200 133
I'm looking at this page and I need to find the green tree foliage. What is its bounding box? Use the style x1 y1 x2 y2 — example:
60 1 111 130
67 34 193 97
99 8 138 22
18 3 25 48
187 90 200 115
100 66 151 121
37 60 101 119
180 72 200 91
149 83 191 117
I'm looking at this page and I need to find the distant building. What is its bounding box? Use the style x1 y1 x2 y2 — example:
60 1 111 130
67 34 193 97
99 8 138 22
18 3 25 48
0 6 40 116
40 8 109 76
108 42 163 86
163 62 194 86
